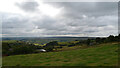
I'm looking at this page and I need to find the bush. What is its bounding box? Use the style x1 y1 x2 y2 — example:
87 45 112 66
44 41 58 52
11 45 36 55
2 41 37 55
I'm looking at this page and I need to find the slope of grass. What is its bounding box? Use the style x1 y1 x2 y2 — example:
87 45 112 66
2 43 118 66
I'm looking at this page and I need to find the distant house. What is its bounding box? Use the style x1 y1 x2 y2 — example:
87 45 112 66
38 49 46 52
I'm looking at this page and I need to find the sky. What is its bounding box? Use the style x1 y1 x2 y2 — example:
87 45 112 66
0 0 118 37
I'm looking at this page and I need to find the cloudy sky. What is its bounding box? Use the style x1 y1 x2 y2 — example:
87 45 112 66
0 0 118 37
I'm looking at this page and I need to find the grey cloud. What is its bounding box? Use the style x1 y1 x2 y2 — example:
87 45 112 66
33 16 67 31
16 1 39 12
47 2 117 18
2 2 118 37
2 14 36 36
2 16 30 29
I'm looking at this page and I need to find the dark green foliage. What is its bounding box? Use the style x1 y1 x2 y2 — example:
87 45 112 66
107 35 115 42
11 45 36 55
114 34 120 42
93 34 119 44
59 44 66 46
68 43 75 47
114 36 118 40
118 34 120 42
2 41 37 56
101 38 106 43
86 39 91 46
75 34 120 46
95 37 101 43
76 40 86 45
45 41 58 46
44 41 58 51
36 46 43 49
44 45 54 52
2 34 120 56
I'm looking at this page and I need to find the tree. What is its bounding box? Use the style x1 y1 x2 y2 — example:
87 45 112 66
101 38 106 43
118 34 120 42
11 45 36 55
114 36 118 41
45 41 58 46
2 41 37 55
86 39 91 46
95 37 101 43
107 35 115 42
44 41 58 52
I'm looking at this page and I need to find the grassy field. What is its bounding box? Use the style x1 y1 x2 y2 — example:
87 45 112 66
2 43 118 66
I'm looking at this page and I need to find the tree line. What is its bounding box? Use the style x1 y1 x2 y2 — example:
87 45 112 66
2 34 120 56
43 34 120 51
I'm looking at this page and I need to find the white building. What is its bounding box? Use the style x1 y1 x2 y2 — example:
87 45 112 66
39 49 46 52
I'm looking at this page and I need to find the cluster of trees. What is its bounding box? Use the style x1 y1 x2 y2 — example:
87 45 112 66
43 41 58 52
43 41 80 52
2 41 60 56
86 34 120 46
2 41 37 56
42 34 120 52
2 34 120 56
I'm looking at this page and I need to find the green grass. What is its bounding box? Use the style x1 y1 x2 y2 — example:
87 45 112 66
2 43 118 66
2 40 17 43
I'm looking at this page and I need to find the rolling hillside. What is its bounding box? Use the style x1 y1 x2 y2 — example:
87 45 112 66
2 43 118 66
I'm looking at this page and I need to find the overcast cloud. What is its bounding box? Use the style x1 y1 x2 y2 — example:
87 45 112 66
0 0 118 37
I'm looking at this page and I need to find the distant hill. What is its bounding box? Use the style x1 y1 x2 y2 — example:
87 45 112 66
2 37 96 44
